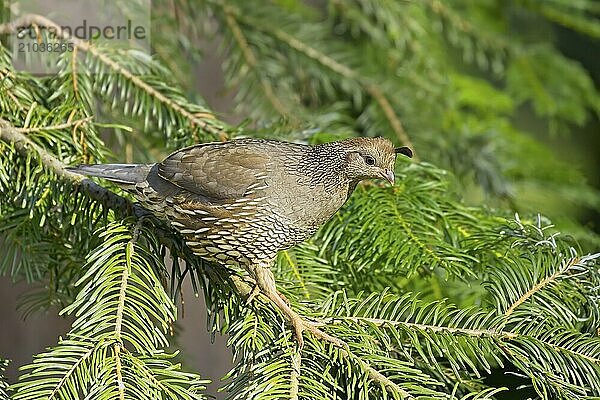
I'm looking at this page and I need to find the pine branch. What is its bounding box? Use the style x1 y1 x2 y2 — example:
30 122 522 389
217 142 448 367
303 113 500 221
47 344 95 400
112 233 134 400
15 116 93 133
0 118 141 217
504 256 580 319
319 312 600 367
222 6 291 117
423 0 511 54
12 221 209 399
280 250 311 300
289 349 301 400
484 216 600 332
318 289 600 397
317 316 517 340
519 0 600 38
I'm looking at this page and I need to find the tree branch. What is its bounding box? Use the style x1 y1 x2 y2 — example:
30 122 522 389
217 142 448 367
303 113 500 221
317 315 517 339
318 314 600 365
282 250 310 300
221 5 291 118
0 118 143 217
15 116 93 133
115 243 132 343
113 344 125 400
290 349 301 400
504 256 580 319
424 0 510 52
47 344 95 400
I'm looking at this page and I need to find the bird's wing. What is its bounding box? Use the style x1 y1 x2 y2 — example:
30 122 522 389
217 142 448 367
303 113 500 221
157 141 271 201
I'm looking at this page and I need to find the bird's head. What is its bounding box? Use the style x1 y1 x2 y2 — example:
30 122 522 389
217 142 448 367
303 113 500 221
340 137 412 185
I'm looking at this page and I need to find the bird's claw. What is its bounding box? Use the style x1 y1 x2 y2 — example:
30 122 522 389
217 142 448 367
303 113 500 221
289 313 305 350
263 288 305 350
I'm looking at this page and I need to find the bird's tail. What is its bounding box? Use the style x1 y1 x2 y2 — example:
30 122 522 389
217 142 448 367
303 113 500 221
67 164 153 185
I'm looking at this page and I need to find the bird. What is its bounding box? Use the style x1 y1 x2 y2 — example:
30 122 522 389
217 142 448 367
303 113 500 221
69 136 413 347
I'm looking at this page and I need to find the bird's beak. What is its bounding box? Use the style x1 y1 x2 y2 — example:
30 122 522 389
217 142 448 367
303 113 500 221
381 169 395 185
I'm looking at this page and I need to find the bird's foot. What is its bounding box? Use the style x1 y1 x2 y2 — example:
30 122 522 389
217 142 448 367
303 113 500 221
253 264 305 349
244 282 288 306
263 289 305 349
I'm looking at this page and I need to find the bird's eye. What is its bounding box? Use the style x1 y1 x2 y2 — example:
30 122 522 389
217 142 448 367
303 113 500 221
364 155 376 166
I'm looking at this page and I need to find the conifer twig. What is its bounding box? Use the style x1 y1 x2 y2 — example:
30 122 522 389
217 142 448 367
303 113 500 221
47 346 95 400
114 344 125 400
222 5 291 118
318 314 600 365
290 349 301 400
504 256 580 319
317 316 517 339
15 116 93 133
0 118 143 217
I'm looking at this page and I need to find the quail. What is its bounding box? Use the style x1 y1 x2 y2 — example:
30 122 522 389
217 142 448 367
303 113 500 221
70 137 413 346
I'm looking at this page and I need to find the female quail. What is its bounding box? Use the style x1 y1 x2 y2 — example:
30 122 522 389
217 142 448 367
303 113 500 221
70 137 412 346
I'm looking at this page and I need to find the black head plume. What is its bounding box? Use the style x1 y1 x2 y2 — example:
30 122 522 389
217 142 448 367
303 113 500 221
395 147 413 158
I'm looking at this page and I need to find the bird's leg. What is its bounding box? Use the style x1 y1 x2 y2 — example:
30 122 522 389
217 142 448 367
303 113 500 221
245 281 290 306
253 263 305 349
278 290 291 306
